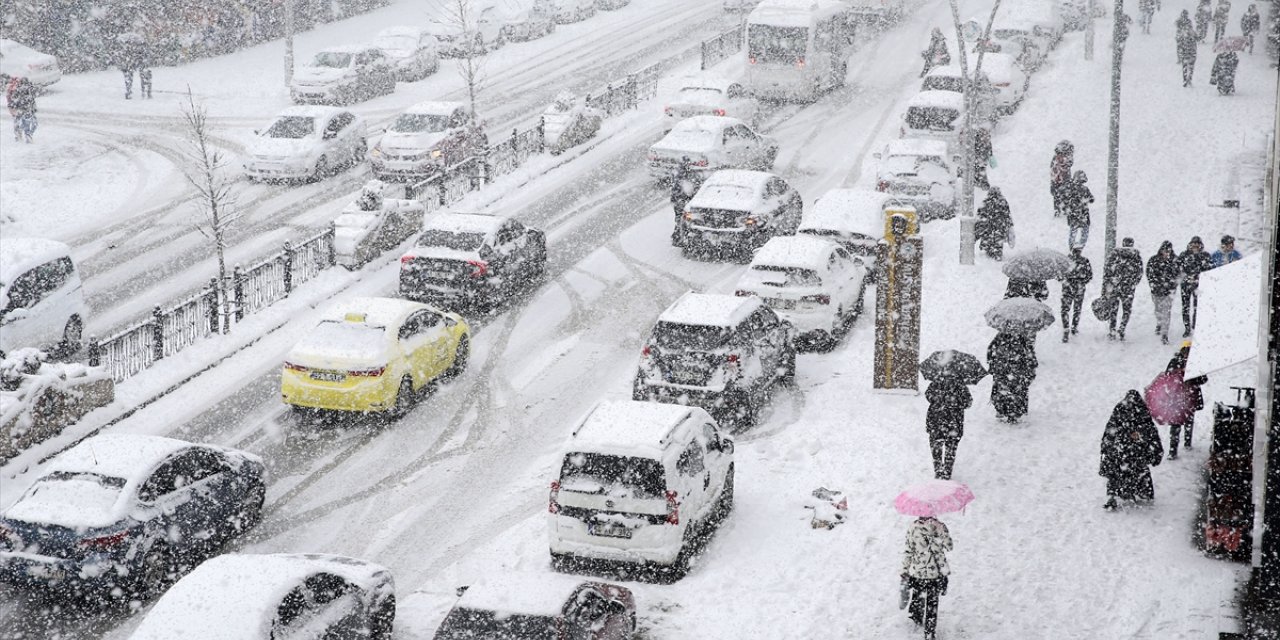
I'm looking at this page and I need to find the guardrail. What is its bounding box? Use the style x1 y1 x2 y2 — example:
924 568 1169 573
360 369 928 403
701 24 744 71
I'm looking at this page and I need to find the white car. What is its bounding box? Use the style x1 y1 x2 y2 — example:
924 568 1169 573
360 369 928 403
921 65 998 123
501 1 557 41
245 106 367 182
371 101 487 180
596 0 631 9
432 574 637 638
648 116 778 180
875 138 957 221
427 4 508 56
373 26 439 81
734 235 867 350
290 45 396 105
798 188 892 270
551 0 597 22
548 400 735 578
0 39 60 87
987 17 1060 71
663 74 758 133
0 238 86 357
677 170 803 260
900 90 965 159
971 51 1029 114
131 553 396 640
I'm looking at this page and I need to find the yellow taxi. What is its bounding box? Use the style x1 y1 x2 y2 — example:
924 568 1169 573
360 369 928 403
281 297 470 416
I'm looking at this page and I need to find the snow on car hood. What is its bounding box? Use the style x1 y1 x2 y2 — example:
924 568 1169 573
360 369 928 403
248 136 317 159
382 130 448 153
292 66 349 85
651 129 717 155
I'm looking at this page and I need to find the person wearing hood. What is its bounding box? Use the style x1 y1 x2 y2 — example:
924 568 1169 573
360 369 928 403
1100 390 1164 509
925 380 971 480
1050 140 1074 217
1146 241 1179 344
900 515 953 639
669 156 701 246
976 187 1014 260
1177 236 1214 336
1063 170 1094 249
1061 247 1093 343
1177 10 1198 86
1102 238 1143 340
988 331 1037 423
1164 344 1209 458
1196 0 1213 42
1242 4 1261 52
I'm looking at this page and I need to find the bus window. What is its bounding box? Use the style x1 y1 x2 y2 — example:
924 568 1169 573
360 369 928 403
748 25 808 64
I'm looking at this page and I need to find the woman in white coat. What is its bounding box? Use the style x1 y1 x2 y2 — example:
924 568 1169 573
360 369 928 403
901 515 953 640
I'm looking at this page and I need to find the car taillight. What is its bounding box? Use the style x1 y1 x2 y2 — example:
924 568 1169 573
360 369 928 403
744 216 758 226
284 362 309 372
796 57 805 69
400 255 417 265
80 531 128 550
664 106 672 114
993 82 1010 87
877 180 889 192
801 294 831 305
348 366 386 377
748 57 757 65
713 108 726 116
549 480 561 514
692 158 708 167
665 490 679 525
467 260 488 277
641 345 652 357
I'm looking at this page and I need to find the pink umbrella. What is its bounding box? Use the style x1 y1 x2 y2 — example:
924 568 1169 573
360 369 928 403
1214 36 1248 53
894 479 975 517
1145 371 1194 425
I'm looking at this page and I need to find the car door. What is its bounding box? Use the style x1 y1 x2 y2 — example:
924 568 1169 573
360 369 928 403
0 261 65 348
698 422 728 504
490 223 523 292
674 438 709 523
717 125 740 167
136 452 213 554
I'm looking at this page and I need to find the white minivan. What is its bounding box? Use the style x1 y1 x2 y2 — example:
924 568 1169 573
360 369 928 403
0 238 87 357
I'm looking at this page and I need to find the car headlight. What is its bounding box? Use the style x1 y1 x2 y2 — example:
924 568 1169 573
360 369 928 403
371 146 382 158
430 149 443 159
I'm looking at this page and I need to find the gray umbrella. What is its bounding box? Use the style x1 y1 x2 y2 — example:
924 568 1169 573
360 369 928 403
985 298 1056 334
1002 248 1074 281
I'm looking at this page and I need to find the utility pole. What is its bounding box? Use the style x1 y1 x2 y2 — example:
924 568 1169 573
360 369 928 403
947 0 1001 265
1085 0 1095 60
284 0 295 89
1104 0 1127 259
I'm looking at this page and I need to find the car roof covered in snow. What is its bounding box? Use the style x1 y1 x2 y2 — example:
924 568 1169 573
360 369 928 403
678 72 737 92
318 43 379 54
452 572 611 618
131 553 391 640
800 189 890 236
672 115 743 134
275 105 345 121
659 291 761 328
0 238 71 284
321 296 427 327
405 100 467 116
749 0 848 26
885 138 949 158
568 400 708 458
907 90 965 111
378 25 429 38
751 235 841 270
45 433 196 481
424 211 504 235
689 170 773 211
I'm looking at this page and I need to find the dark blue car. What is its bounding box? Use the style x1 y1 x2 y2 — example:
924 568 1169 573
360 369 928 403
0 434 267 601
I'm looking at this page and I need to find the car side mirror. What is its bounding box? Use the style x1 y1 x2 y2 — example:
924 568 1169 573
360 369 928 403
253 129 260 136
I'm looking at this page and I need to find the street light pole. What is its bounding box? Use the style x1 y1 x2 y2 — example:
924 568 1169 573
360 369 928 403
1104 0 1127 259
947 0 1001 266
1086 0 1096 60
284 0 296 89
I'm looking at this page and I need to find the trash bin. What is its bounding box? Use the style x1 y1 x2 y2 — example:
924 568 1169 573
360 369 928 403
1201 386 1255 560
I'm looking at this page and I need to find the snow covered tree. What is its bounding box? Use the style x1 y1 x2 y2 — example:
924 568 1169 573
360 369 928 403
438 0 489 115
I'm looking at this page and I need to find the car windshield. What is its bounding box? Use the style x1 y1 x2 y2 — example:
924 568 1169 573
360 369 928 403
376 35 417 51
653 321 730 351
265 116 315 139
392 113 452 133
560 452 666 499
418 229 486 251
296 320 387 360
435 608 560 639
679 87 724 99
12 472 127 528
312 51 353 68
922 75 964 93
748 24 808 64
906 106 959 131
750 265 822 287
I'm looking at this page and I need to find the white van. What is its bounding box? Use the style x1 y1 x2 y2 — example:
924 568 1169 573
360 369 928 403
548 400 735 578
0 238 87 357
745 0 856 102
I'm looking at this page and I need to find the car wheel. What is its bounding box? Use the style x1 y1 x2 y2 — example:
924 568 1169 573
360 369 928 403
443 336 470 380
727 390 757 430
369 594 396 640
311 155 329 182
390 376 414 419
138 543 176 598
59 315 83 357
715 465 735 522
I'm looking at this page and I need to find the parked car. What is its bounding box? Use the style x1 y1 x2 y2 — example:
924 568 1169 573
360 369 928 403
0 39 60 87
0 434 266 600
798 188 892 275
132 553 395 640
551 0 597 22
399 212 547 309
875 138 957 221
244 106 367 182
677 170 803 261
633 292 795 428
921 65 997 123
435 573 636 638
373 26 439 81
969 50 1028 114
371 101 487 180
734 236 867 350
987 17 1059 72
900 90 965 158
0 238 86 358
596 0 631 10
648 116 778 180
501 1 557 41
548 400 735 577
543 92 602 154
663 74 758 133
290 45 396 105
427 4 507 56
281 297 470 418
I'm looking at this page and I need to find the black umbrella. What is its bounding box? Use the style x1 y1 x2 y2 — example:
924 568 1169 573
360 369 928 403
985 298 1056 334
1002 248 1073 281
920 350 988 385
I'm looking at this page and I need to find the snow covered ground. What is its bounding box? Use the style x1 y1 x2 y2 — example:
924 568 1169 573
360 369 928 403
0 0 1275 637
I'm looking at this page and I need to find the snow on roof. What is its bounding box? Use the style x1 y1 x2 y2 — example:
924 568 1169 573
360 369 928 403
671 115 742 134
131 554 390 640
885 138 949 158
276 105 344 120
567 400 702 458
424 211 504 235
319 43 377 54
405 100 467 116
751 235 839 270
689 170 771 211
322 296 424 327
659 291 760 328
908 90 965 110
749 0 847 26
46 434 193 481
454 572 602 618
0 237 71 284
800 189 890 236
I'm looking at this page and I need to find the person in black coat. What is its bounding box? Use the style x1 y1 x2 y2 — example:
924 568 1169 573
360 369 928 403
1100 390 1164 509
1177 11 1198 86
1196 0 1213 42
988 332 1037 423
976 187 1014 261
921 27 951 77
1004 278 1049 301
1061 247 1093 342
669 157 701 246
1242 4 1261 53
925 380 972 480
1145 241 1179 344
1177 236 1213 336
1063 170 1094 249
1102 237 1143 340
1210 50 1239 95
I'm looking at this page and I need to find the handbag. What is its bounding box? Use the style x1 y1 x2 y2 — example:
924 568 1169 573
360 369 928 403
1092 295 1116 321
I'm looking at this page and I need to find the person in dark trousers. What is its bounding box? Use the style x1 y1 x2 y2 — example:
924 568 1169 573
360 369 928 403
118 33 152 99
1196 0 1214 42
1210 50 1239 94
1061 247 1093 342
1242 4 1261 52
901 515 952 640
1063 170 1094 249
921 28 951 77
925 380 971 480
1140 0 1156 33
1213 0 1232 42
5 77 37 143
1177 11 1198 86
1102 237 1144 340
972 127 992 189
975 187 1014 261
1146 241 1179 344
669 157 700 246
1100 390 1164 510
1177 236 1213 336
988 331 1037 423
1050 140 1073 217
1164 345 1208 459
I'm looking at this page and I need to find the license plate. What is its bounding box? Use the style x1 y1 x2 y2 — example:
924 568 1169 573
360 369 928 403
310 371 345 382
767 298 796 310
426 270 454 280
670 369 703 384
588 522 633 539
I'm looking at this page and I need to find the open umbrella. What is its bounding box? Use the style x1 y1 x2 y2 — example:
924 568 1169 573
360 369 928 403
894 479 975 517
1002 248 1073 281
985 298 1055 334
1144 371 1194 425
1214 36 1248 53
920 350 988 385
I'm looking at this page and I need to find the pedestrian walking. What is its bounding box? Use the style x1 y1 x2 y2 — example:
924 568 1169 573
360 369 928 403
988 331 1037 423
1140 0 1157 33
901 515 953 640
1213 0 1232 42
117 33 153 99
1146 241 1179 344
1050 140 1074 217
921 28 951 77
1196 0 1213 42
972 127 992 190
1063 170 1094 249
1211 234 1243 266
5 77 37 143
1176 236 1213 336
1100 390 1164 510
1210 50 1240 94
1102 237 1143 340
975 187 1014 261
1242 4 1261 52
1061 247 1093 342
1163 345 1208 459
1177 11 1198 85
925 380 971 480
669 157 701 246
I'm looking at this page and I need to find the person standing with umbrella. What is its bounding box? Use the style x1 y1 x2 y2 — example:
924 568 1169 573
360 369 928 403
1061 247 1093 343
976 187 1014 261
1100 390 1164 509
896 479 969 640
920 351 986 480
1146 241 1179 344
1102 238 1143 341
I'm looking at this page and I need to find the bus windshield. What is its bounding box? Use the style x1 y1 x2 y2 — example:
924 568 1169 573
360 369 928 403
748 24 808 64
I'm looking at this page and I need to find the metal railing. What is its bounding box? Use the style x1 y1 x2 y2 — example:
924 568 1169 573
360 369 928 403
701 24 744 71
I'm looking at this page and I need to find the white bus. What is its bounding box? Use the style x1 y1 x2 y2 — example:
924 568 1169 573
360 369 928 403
745 0 856 102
